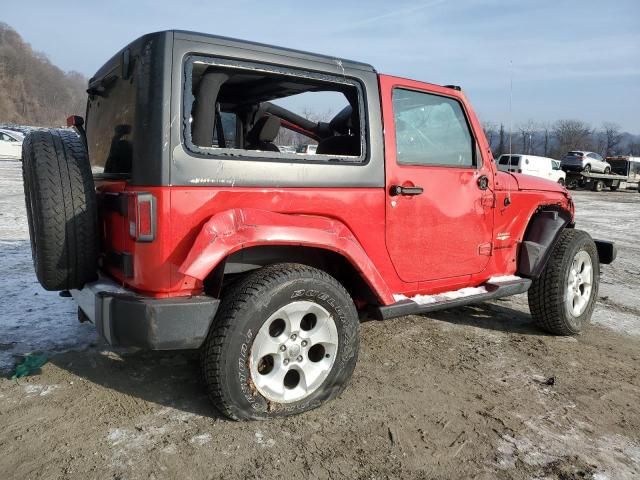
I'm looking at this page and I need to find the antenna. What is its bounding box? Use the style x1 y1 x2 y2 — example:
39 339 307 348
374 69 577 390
505 60 513 207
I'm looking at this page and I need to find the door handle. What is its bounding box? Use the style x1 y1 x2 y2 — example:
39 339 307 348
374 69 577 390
390 185 424 196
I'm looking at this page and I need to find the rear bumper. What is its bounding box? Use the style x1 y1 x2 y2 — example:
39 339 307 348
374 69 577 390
71 277 219 350
562 164 585 172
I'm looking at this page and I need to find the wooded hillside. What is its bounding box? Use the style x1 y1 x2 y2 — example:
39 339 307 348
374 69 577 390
0 23 86 127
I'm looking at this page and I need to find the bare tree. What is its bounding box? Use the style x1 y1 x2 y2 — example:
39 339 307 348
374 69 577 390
482 122 498 152
628 142 640 156
552 119 593 157
539 122 552 157
496 123 506 158
600 122 623 158
517 120 537 154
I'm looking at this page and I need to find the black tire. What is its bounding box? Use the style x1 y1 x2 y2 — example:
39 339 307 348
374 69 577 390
201 263 359 420
592 180 604 192
583 164 591 173
528 229 599 335
557 178 565 186
604 167 611 174
22 129 98 291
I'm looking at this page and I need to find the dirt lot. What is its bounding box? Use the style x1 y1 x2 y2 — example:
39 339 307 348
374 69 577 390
0 158 638 479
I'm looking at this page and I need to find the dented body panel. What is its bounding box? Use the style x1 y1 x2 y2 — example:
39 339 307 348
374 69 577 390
90 30 575 311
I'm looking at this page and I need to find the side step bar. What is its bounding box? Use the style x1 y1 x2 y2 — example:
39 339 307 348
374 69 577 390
372 278 532 321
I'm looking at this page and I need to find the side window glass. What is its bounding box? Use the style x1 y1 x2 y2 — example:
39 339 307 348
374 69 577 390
185 57 365 164
392 88 474 167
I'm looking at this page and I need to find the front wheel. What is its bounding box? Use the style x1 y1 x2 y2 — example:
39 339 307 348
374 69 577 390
604 167 611 174
528 229 599 335
583 164 591 173
201 263 359 420
557 178 565 186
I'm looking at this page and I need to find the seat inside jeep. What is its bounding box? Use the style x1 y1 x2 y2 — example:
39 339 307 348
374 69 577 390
189 63 362 160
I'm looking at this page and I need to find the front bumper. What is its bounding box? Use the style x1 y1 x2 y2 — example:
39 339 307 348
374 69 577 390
71 277 219 350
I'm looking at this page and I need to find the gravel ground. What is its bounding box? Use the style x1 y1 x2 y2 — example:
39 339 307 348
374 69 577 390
0 158 638 480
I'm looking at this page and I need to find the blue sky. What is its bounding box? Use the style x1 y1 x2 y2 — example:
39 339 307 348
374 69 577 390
4 0 639 132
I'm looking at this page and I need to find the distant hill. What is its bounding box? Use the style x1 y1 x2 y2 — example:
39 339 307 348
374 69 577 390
0 23 86 127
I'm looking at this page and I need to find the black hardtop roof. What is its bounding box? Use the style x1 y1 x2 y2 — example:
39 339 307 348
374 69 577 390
91 30 376 84
172 30 376 72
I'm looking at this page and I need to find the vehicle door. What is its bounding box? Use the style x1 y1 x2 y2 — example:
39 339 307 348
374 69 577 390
523 156 538 177
380 76 495 282
588 153 603 172
0 132 16 158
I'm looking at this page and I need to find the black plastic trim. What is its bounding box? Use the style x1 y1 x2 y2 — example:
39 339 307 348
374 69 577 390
95 292 219 350
372 278 532 321
594 239 617 264
107 251 134 278
99 192 127 216
518 209 571 278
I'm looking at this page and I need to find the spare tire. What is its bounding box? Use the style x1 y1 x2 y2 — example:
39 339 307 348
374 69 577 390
22 129 98 291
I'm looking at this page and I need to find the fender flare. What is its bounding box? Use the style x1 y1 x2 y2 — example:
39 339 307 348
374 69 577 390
178 208 396 304
517 208 572 278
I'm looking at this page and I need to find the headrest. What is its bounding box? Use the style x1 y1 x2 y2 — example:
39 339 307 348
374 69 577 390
248 116 281 144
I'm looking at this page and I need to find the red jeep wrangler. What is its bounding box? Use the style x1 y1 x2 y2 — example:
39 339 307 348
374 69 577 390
22 31 615 420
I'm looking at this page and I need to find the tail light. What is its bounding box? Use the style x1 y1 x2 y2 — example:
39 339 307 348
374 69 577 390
128 192 156 242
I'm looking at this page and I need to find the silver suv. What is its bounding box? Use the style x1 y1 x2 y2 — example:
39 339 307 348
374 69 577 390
561 151 611 174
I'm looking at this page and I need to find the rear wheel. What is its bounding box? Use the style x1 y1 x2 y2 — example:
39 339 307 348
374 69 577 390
200 263 359 420
592 180 604 192
528 229 599 335
604 167 611 174
583 164 591 173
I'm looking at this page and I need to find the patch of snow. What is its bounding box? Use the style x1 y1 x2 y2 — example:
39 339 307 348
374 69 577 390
592 308 640 337
107 428 132 446
23 383 60 397
393 286 487 305
488 275 521 283
0 160 97 371
496 417 640 479
439 286 487 300
254 430 275 447
190 433 212 446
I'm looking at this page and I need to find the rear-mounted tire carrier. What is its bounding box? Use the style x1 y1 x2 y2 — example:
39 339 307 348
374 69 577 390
22 129 98 290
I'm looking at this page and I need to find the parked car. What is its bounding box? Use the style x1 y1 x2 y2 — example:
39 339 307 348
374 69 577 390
561 151 611 174
296 144 318 154
497 154 566 185
21 30 615 420
0 128 24 159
